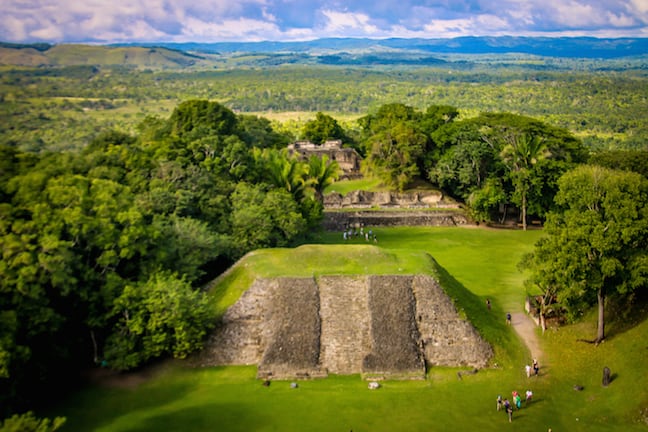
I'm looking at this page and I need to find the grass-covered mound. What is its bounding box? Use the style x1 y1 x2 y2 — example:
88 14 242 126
207 245 438 317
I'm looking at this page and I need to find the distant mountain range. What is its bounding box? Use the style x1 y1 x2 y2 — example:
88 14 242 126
140 36 648 59
1 37 646 69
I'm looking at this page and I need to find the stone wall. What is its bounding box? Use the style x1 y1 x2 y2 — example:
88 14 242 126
324 190 448 209
197 275 492 380
323 210 469 231
322 190 469 230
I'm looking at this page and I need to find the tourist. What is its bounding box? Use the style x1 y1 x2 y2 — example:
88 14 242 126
525 389 533 403
496 395 503 411
533 358 539 376
504 399 513 422
506 312 512 325
525 364 532 378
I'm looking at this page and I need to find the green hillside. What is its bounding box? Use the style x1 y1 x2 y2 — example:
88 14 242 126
0 44 207 69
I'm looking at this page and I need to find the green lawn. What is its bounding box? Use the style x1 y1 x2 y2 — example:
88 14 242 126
51 226 648 431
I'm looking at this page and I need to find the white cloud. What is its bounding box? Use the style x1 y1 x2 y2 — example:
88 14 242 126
420 14 512 38
0 0 646 43
629 0 648 15
1 15 30 41
607 12 637 27
320 10 380 35
179 16 282 42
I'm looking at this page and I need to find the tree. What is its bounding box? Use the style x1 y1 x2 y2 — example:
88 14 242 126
145 215 228 283
419 105 459 137
429 132 498 200
104 272 216 370
523 165 648 342
359 104 427 191
256 149 309 202
168 100 237 140
237 114 291 149
306 154 340 203
589 149 648 179
229 182 306 254
301 112 346 144
467 177 507 223
500 133 550 230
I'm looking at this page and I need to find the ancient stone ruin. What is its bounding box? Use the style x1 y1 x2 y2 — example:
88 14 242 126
287 139 362 180
198 275 492 380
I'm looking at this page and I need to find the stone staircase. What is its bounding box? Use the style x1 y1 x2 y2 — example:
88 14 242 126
318 275 371 375
198 275 492 379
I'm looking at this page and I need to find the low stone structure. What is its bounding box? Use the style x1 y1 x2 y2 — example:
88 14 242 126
198 275 492 380
324 190 448 209
323 210 469 231
322 190 468 230
288 140 362 180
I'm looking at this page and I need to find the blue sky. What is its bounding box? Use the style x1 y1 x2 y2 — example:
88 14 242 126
2 0 647 44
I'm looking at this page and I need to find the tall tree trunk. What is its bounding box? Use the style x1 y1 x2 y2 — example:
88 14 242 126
500 203 508 224
521 187 527 231
90 329 99 364
597 286 606 343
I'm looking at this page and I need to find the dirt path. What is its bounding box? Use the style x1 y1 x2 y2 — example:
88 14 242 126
511 312 543 362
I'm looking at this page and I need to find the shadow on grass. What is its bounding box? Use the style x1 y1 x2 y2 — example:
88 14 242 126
432 259 517 351
58 364 196 431
119 403 266 432
604 295 648 341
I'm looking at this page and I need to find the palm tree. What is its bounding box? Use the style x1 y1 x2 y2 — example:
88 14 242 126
500 133 550 230
261 149 309 202
307 154 340 203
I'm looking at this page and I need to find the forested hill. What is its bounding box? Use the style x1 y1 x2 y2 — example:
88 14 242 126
129 36 648 58
0 43 205 69
1 37 647 69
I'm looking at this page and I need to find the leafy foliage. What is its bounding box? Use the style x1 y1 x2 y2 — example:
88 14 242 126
0 100 316 415
104 272 216 370
523 165 648 340
230 183 307 254
588 149 648 179
0 411 65 432
301 112 347 144
359 103 427 191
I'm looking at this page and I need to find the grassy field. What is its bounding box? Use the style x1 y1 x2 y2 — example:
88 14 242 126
51 226 648 431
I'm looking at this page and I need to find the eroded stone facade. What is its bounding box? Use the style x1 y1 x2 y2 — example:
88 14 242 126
198 275 492 380
288 139 362 180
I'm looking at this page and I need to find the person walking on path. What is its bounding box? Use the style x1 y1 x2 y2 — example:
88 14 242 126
533 358 539 376
525 364 532 378
525 389 533 404
506 312 512 325
512 391 521 410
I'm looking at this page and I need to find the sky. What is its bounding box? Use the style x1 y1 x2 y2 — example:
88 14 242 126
2 0 648 44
